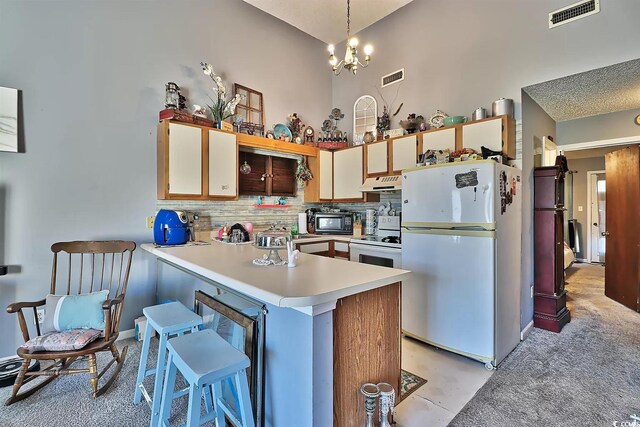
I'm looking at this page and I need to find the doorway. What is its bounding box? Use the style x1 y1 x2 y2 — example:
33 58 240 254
586 170 606 264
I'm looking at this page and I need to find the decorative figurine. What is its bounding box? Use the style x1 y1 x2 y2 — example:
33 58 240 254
192 104 207 118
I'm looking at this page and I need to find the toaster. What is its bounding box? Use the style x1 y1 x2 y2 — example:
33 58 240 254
154 209 190 245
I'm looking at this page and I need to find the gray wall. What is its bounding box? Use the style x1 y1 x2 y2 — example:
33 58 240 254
0 0 331 356
331 0 640 130
521 92 557 328
330 0 640 330
567 156 606 259
557 108 640 145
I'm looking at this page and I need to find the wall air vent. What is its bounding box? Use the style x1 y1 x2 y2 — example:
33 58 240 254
381 68 404 88
549 0 600 28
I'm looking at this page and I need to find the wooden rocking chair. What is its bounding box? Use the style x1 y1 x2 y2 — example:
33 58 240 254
5 240 136 405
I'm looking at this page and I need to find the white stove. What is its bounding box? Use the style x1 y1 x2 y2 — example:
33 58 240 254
350 216 402 267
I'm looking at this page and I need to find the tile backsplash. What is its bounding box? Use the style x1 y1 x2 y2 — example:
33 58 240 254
157 185 401 235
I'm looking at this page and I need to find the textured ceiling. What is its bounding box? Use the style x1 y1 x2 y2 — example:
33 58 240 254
242 0 414 43
524 58 640 122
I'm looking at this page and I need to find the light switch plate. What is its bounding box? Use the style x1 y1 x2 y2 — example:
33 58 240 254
146 216 155 229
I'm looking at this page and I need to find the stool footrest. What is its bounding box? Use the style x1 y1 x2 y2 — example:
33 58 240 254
144 368 156 376
217 398 243 427
138 384 152 408
172 387 190 400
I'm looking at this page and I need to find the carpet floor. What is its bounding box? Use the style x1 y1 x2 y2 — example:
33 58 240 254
450 263 640 426
0 336 208 427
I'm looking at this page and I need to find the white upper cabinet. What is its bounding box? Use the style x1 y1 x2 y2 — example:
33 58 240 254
423 128 456 152
392 135 417 173
366 141 388 175
462 117 503 153
208 130 237 197
168 123 202 195
319 149 334 200
333 146 363 200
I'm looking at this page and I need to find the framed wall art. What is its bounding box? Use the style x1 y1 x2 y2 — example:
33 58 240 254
0 87 18 153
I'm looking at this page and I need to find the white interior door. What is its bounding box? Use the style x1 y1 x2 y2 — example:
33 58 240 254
402 163 495 226
168 123 202 195
589 172 606 263
543 137 558 166
401 230 496 361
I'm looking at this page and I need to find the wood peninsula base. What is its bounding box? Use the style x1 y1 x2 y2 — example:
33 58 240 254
333 282 401 427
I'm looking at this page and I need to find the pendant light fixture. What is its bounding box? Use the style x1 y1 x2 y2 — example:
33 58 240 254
327 0 373 76
240 152 252 175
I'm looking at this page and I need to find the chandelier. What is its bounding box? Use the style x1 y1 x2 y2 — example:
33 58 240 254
327 0 373 76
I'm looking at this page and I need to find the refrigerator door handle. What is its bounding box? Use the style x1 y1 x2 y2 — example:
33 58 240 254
403 228 496 238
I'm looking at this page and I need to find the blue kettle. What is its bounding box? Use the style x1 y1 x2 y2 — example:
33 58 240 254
154 209 190 245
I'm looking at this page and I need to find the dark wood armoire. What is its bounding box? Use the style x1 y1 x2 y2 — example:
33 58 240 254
534 166 571 332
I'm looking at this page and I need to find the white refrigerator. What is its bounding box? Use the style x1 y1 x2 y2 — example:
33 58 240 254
401 161 522 368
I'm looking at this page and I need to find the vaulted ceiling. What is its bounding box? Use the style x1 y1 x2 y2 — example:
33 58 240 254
242 0 414 44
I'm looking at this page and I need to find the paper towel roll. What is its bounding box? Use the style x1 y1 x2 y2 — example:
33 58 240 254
298 212 308 234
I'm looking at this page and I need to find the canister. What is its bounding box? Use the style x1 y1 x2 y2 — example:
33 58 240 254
472 107 487 121
492 98 514 117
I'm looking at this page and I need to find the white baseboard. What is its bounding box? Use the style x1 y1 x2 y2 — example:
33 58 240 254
117 328 136 341
576 258 588 263
521 320 534 341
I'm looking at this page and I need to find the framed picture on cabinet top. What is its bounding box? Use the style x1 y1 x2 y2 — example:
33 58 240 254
234 84 264 127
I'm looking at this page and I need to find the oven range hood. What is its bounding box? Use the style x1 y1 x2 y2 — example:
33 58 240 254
359 175 402 192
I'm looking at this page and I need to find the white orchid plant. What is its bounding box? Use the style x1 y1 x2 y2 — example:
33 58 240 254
200 62 244 123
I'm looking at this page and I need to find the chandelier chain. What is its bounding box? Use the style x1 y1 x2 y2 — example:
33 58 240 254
347 0 351 40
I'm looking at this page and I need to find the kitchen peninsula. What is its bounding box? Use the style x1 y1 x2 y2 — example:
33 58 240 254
142 242 409 427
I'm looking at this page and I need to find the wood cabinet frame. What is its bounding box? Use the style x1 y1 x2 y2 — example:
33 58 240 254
157 120 239 201
294 240 350 259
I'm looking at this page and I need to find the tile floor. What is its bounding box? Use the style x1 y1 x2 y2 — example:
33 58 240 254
395 336 494 426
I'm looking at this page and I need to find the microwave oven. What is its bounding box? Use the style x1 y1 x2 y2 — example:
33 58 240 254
314 212 353 235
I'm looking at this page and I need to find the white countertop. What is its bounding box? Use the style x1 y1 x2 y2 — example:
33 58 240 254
141 242 409 315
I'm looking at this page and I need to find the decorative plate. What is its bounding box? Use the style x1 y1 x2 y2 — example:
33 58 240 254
429 110 449 129
273 123 293 141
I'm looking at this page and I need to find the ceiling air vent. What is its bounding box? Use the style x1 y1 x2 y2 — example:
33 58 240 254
381 68 404 88
549 0 600 28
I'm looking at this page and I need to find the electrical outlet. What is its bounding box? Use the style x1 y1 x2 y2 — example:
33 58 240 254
578 206 583 212
146 216 155 229
36 309 45 325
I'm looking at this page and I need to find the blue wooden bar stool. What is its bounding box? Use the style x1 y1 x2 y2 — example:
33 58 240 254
134 301 203 427
159 329 255 427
